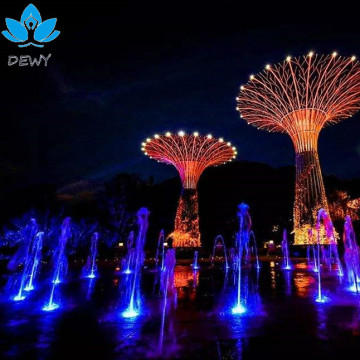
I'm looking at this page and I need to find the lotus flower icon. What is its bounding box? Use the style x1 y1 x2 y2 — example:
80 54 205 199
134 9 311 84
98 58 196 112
2 4 60 47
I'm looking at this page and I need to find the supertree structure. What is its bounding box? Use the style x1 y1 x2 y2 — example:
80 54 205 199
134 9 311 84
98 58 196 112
142 131 236 247
236 52 360 244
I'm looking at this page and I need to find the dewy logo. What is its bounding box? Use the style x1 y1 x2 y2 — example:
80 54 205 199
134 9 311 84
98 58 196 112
2 4 60 47
2 4 59 67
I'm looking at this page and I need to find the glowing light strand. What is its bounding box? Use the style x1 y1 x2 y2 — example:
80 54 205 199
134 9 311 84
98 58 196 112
237 53 360 244
142 132 236 247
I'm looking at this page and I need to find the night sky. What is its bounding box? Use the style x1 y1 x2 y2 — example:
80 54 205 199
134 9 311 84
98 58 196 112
1 0 360 190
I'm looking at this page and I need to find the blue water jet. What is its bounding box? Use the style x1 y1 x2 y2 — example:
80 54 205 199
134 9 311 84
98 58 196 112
281 229 292 270
192 250 199 270
43 217 71 311
121 208 149 319
82 232 99 279
13 219 39 301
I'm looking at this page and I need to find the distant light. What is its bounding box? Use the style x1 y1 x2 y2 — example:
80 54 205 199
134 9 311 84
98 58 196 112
265 64 271 70
178 130 185 136
269 240 274 244
164 242 168 247
193 131 199 136
118 242 124 247
165 131 171 137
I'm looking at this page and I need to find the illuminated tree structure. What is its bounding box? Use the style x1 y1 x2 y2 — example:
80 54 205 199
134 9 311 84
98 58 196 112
142 131 236 247
236 52 360 244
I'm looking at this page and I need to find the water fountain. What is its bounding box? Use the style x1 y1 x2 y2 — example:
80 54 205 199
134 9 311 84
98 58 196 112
43 217 71 311
122 208 149 318
23 232 43 291
232 203 252 315
249 231 260 270
319 210 343 277
343 215 360 293
123 231 134 275
315 209 332 303
192 250 199 270
211 235 229 269
307 229 318 272
281 229 292 270
13 219 39 301
155 229 165 270
82 232 99 279
159 247 176 354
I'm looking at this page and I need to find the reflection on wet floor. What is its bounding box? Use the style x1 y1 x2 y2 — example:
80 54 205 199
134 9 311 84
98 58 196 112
1 261 360 359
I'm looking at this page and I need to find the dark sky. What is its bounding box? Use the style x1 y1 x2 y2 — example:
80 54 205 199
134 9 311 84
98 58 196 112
1 0 360 189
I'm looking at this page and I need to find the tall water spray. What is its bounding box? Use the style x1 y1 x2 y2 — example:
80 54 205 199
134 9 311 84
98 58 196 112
232 203 251 315
281 230 292 270
343 215 360 293
307 229 318 272
82 232 99 279
155 230 165 270
158 247 176 354
43 217 71 311
314 209 342 303
13 219 40 301
249 231 260 270
122 208 149 318
24 232 43 292
123 231 135 274
211 235 228 269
